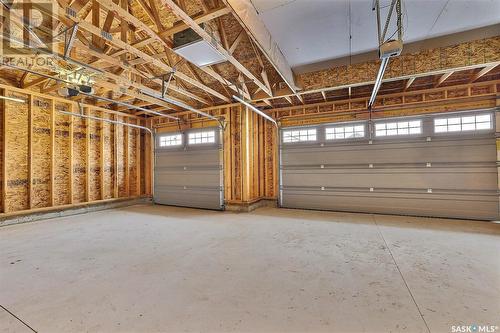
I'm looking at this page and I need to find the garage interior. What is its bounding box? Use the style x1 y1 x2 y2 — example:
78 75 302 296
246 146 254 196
0 0 499 332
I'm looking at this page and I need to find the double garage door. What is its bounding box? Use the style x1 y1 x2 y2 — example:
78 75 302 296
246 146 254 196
280 110 499 220
154 127 224 210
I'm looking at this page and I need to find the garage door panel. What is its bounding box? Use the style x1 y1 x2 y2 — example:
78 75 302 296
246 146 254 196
280 113 499 220
282 167 497 190
154 128 223 210
155 170 221 187
154 187 222 210
282 140 495 165
156 149 220 166
281 190 498 220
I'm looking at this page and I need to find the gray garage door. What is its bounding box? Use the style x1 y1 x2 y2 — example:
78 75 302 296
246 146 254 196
154 127 224 210
280 110 499 220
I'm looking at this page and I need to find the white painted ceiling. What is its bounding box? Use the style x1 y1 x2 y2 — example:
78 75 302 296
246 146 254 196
250 0 500 70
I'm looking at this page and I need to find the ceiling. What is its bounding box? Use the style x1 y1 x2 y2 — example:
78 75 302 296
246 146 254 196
250 0 500 72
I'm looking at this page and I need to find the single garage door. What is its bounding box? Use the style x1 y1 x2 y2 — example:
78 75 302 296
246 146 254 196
280 110 499 220
154 127 224 210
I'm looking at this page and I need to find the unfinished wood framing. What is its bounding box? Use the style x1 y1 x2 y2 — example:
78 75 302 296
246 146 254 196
0 85 150 216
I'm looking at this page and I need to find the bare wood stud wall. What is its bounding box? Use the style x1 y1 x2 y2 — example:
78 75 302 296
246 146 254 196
0 85 150 217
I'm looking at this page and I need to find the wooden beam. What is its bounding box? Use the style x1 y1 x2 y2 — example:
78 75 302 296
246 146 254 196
91 0 100 46
436 71 454 87
1 89 5 212
124 118 130 197
470 64 498 83
100 112 105 200
69 104 74 204
229 29 244 54
91 0 230 102
405 77 416 91
221 0 296 93
113 115 118 198
321 91 327 102
253 61 500 104
160 0 273 97
85 108 90 202
50 101 55 206
28 96 33 209
159 6 231 38
135 120 141 196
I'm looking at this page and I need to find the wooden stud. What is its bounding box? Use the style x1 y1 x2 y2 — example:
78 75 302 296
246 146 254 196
100 111 105 200
28 95 33 209
85 108 90 202
69 104 74 204
136 119 141 196
50 101 55 206
124 117 130 197
1 89 6 212
113 115 119 198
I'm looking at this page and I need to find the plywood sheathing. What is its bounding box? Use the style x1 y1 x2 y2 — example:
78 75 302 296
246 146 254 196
298 36 500 91
102 112 114 199
72 115 87 203
0 85 149 216
54 103 71 206
116 116 127 197
31 97 52 208
0 93 3 212
128 125 138 197
88 109 101 201
4 92 29 212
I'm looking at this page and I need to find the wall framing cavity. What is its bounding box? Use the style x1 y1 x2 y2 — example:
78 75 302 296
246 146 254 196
0 84 152 218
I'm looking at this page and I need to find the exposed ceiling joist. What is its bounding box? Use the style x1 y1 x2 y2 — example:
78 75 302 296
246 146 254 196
436 71 454 87
253 61 500 104
470 64 498 83
405 77 416 91
160 6 231 38
89 0 231 103
159 0 274 97
221 0 297 93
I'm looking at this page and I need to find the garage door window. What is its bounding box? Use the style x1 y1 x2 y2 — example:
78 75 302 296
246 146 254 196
325 125 364 140
159 134 182 147
188 130 215 144
375 120 421 137
434 114 492 133
283 129 317 143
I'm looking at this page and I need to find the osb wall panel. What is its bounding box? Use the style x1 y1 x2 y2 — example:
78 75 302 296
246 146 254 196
88 110 101 202
31 97 52 208
116 116 126 197
54 103 71 206
102 112 114 200
72 116 87 203
0 96 3 212
128 124 138 197
0 86 150 215
298 36 500 91
140 130 146 196
4 93 29 212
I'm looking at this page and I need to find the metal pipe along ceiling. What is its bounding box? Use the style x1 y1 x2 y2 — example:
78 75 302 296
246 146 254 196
58 110 153 134
232 95 278 127
2 63 179 120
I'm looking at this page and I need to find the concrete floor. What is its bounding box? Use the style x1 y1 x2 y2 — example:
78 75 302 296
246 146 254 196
1 205 499 333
